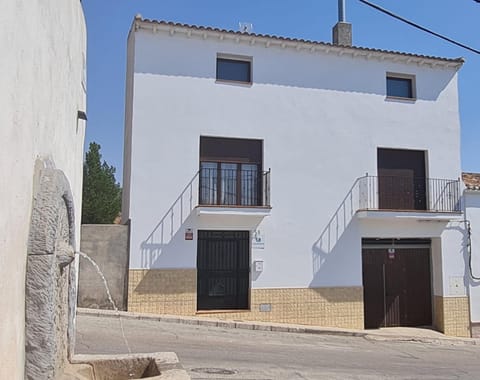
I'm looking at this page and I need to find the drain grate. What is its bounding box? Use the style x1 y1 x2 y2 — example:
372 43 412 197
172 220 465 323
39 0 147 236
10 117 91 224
191 367 236 375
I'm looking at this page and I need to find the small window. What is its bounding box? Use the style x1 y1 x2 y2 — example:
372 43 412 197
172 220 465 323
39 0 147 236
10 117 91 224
386 75 415 99
216 57 251 83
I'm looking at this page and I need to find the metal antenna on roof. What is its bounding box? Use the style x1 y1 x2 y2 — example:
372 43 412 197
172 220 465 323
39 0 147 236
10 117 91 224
239 22 253 34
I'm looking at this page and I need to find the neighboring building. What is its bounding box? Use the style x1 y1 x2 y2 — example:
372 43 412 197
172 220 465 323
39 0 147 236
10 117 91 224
0 1 86 378
123 15 472 336
463 173 480 338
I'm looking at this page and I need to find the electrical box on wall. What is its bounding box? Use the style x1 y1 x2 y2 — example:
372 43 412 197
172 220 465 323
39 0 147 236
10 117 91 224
449 276 466 296
254 260 264 272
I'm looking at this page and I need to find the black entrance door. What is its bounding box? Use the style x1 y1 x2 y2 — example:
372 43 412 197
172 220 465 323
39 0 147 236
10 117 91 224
197 230 250 310
362 243 432 328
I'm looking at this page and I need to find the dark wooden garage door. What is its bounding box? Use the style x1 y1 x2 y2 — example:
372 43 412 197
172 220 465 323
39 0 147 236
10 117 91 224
362 246 432 328
197 230 250 310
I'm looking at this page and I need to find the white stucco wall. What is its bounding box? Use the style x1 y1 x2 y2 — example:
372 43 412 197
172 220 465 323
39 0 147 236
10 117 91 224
124 25 463 290
465 192 480 323
0 1 86 378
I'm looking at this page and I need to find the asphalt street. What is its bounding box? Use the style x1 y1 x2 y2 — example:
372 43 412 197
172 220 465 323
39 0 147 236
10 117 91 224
75 314 480 380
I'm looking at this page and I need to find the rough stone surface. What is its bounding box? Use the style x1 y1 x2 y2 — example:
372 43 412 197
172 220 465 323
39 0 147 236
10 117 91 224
333 22 352 46
25 167 77 380
78 224 129 310
69 352 190 380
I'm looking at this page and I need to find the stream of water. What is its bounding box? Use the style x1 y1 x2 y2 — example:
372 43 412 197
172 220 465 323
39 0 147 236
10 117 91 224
77 251 133 359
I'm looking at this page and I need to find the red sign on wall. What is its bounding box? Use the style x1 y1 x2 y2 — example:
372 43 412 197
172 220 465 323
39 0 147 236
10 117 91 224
185 228 193 240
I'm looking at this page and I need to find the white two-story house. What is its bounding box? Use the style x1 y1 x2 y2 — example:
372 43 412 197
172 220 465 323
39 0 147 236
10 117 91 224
122 14 473 337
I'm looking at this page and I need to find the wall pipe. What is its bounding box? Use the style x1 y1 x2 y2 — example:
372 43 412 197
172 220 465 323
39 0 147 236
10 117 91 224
338 0 346 22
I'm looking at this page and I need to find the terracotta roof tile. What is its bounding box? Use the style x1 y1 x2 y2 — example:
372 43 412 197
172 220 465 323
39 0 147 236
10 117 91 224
135 17 464 65
463 172 480 191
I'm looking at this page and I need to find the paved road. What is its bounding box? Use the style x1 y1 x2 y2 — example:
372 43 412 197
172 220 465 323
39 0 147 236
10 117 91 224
76 314 480 380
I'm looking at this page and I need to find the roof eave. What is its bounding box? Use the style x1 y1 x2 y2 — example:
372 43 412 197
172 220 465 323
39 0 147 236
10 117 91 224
133 16 464 69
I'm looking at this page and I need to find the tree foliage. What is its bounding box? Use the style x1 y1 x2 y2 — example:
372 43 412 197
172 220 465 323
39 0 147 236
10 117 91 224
82 142 122 224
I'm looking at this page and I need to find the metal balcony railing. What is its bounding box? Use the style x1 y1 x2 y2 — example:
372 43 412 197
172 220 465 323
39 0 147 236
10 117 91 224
358 175 461 212
199 167 271 207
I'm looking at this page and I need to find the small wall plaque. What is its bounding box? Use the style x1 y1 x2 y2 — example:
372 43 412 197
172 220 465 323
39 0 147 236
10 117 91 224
185 228 193 240
252 229 265 249
259 303 271 312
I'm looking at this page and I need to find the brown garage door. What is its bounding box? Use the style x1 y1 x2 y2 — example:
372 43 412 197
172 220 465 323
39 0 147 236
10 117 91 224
362 240 432 328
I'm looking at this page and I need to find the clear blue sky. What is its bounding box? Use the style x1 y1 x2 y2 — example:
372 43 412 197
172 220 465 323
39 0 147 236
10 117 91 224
82 0 480 182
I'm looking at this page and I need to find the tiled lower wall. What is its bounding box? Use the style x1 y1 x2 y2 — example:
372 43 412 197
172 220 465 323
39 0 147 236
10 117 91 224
128 269 197 315
207 287 364 329
128 270 473 337
128 269 364 329
433 296 471 337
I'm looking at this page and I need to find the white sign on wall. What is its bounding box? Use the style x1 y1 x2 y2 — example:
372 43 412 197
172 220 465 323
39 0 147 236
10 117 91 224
252 229 265 249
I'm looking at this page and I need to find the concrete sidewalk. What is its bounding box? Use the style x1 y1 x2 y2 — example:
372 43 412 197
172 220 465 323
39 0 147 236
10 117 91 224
77 308 478 346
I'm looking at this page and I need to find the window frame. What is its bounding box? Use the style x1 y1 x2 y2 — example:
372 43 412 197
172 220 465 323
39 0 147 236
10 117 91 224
199 136 263 206
216 54 252 85
386 73 416 101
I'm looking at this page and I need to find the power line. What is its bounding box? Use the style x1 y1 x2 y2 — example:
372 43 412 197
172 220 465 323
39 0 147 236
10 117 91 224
359 0 480 55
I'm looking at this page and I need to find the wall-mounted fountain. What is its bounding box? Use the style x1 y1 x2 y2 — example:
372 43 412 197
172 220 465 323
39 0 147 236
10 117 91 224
25 161 189 379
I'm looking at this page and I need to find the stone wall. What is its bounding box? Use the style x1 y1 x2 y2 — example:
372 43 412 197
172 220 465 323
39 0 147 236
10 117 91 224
78 225 130 310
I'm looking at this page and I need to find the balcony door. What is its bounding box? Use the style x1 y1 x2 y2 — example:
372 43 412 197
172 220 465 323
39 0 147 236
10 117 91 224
199 136 262 206
377 148 426 210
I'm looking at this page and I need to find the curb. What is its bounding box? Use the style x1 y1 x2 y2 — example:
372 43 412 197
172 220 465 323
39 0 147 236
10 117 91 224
77 308 478 346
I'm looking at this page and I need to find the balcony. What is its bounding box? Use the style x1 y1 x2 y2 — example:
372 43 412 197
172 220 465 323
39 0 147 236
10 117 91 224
196 167 271 221
198 167 270 207
354 175 461 222
142 169 271 255
358 176 461 212
313 175 462 271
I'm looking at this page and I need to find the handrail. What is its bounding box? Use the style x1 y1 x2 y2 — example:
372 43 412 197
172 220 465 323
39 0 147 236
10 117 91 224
316 175 365 241
144 171 199 243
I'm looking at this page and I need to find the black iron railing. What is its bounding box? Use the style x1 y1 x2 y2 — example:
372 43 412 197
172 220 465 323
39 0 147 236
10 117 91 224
359 176 461 212
199 167 271 207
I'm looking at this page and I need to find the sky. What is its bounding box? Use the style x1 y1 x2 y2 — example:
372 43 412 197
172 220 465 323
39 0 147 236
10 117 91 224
81 0 480 183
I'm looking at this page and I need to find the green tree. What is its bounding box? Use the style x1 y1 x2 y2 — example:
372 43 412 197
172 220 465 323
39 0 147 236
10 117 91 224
82 142 122 224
